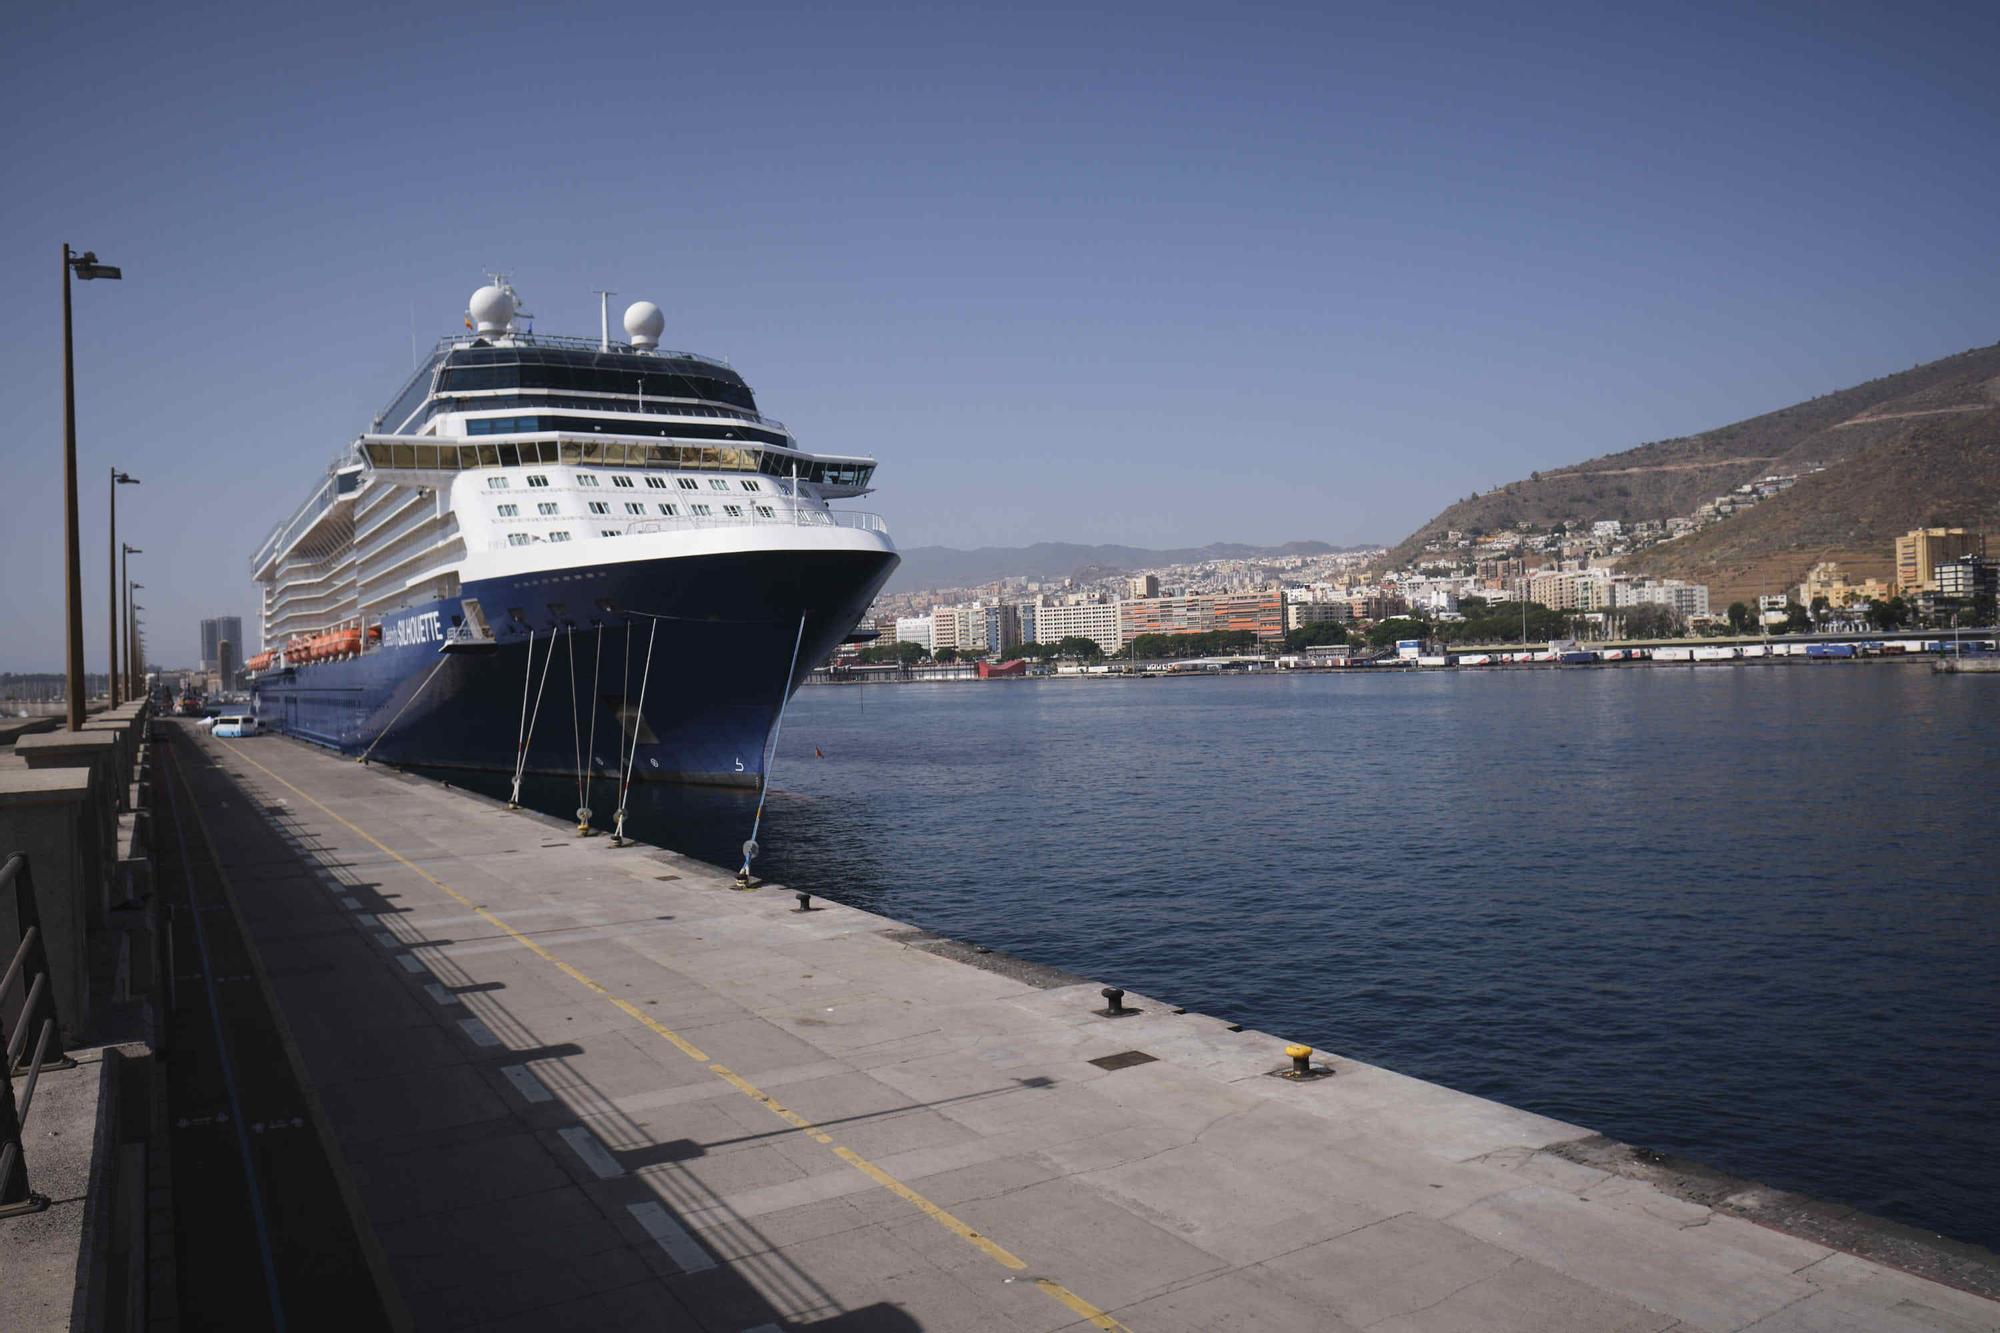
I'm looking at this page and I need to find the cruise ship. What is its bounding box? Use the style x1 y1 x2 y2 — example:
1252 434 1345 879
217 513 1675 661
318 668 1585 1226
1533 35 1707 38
248 280 897 789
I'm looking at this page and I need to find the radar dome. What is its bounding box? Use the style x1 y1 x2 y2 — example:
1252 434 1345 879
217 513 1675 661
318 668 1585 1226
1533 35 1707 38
623 301 665 349
468 284 516 336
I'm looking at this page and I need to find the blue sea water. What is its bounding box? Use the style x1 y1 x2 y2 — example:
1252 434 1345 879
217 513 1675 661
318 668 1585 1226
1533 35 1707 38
492 664 2000 1252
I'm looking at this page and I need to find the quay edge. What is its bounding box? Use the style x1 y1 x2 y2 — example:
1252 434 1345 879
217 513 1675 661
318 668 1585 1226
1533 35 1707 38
150 721 2000 1332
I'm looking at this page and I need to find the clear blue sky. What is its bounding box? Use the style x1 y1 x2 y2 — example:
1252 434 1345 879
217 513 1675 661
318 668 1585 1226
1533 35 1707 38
3 0 1996 670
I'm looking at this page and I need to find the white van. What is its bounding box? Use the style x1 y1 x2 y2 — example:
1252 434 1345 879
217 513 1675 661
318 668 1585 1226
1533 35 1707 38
212 715 259 738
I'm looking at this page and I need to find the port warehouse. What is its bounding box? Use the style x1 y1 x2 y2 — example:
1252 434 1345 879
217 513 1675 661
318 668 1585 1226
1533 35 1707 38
814 632 1998 682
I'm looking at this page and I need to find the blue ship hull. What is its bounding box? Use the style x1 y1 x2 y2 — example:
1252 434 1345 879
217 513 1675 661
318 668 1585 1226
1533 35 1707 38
251 546 895 787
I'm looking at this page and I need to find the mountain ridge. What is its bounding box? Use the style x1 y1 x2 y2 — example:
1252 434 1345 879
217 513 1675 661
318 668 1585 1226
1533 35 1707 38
1388 340 2000 605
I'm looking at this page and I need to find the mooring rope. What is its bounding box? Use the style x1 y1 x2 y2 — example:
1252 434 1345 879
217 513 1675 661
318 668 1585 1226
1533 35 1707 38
508 629 558 808
738 613 808 883
565 626 586 832
507 628 538 805
610 617 659 846
579 623 603 834
355 653 453 767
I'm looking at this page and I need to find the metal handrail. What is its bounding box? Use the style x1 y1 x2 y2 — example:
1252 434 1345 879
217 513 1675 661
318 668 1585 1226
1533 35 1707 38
1 851 71 1218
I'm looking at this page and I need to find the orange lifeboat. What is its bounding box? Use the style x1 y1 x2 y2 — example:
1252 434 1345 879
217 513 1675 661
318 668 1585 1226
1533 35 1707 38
246 650 275 673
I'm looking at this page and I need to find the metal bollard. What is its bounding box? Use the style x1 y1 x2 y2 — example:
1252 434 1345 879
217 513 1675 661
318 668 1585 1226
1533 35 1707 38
1099 986 1128 1017
1286 1043 1313 1077
794 892 814 912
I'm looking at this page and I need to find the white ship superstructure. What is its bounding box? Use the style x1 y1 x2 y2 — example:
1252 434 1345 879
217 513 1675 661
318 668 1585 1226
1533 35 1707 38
248 281 898 786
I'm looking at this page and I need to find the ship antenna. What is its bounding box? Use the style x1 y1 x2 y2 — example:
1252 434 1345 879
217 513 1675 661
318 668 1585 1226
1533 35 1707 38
594 290 616 351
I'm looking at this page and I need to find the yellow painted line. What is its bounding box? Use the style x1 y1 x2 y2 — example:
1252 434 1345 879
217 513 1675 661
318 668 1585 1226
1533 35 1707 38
1038 1279 1132 1330
214 738 1130 1331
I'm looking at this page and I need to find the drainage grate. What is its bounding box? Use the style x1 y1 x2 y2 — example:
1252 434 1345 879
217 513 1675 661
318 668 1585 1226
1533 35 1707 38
1088 1050 1158 1072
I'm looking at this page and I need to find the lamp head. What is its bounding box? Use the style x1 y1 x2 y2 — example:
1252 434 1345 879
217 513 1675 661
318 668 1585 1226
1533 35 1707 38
114 471 139 485
123 544 142 555
69 251 122 281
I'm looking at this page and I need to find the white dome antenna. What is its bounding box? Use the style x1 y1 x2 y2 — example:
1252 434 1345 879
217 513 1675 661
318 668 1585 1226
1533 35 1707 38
468 282 516 337
623 300 665 351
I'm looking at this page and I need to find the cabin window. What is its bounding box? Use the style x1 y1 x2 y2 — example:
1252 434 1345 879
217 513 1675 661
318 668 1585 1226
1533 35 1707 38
536 502 558 516
600 529 620 538
657 503 677 516
677 478 699 491
708 478 729 491
526 475 549 488
740 480 761 491
496 503 519 517
507 533 532 546
576 474 600 488
587 501 609 515
723 504 743 518
486 476 510 490
645 476 667 489
611 475 634 488
549 530 571 542
691 503 712 516
754 504 775 518
624 502 645 515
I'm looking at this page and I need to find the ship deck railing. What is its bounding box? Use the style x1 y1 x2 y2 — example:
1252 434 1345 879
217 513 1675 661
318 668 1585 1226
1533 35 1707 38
544 508 888 547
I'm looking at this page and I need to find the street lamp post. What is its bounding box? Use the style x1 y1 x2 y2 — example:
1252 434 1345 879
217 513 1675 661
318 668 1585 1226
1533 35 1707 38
131 606 146 700
126 566 143 697
108 470 139 704
61 245 121 729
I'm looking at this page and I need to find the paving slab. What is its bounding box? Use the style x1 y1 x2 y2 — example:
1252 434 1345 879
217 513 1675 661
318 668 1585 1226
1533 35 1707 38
167 726 2000 1333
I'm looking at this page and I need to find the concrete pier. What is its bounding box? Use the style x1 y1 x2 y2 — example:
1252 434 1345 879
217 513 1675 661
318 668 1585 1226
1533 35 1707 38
154 721 2000 1332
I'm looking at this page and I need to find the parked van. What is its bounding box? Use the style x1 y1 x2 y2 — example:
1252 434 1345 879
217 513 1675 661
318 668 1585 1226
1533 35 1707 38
212 715 259 738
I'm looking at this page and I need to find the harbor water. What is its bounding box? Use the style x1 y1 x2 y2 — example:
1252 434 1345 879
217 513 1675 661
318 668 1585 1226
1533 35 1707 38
467 664 2000 1253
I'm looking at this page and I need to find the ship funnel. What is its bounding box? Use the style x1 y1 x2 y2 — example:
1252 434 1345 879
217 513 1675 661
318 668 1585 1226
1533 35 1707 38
468 283 516 336
624 301 665 350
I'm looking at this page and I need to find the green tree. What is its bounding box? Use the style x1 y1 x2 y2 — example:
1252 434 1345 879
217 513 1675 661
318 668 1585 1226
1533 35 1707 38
1128 630 1259 660
1726 602 1754 633
1366 617 1432 649
935 646 960 663
1619 604 1684 640
855 640 926 666
1283 620 1355 651
1809 595 1830 623
1056 635 1106 661
1867 597 1909 631
1782 602 1811 635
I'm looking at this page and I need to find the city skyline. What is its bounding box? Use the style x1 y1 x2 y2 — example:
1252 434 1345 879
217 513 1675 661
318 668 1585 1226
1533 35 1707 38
6 1 2000 669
